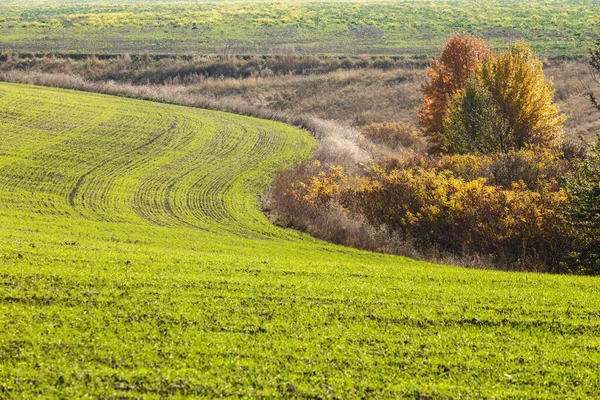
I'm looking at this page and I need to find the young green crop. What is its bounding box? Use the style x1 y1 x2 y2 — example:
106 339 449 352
0 0 597 56
0 83 599 398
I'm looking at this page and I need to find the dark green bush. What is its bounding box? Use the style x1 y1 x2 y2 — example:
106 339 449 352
563 135 600 274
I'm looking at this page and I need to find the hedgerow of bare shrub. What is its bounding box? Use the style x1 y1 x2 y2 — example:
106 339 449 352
0 52 427 84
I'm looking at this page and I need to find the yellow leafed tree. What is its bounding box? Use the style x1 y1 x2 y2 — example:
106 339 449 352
476 41 566 150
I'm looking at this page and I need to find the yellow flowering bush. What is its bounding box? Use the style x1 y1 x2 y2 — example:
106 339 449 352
340 153 571 271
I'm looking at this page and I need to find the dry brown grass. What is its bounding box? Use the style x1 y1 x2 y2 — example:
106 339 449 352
362 121 426 150
546 59 600 142
160 59 598 142
1 55 596 140
178 68 424 127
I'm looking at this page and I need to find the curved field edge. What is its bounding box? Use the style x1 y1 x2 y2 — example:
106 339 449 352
0 83 598 398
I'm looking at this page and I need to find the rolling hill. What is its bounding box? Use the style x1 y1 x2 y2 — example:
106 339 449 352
0 83 598 398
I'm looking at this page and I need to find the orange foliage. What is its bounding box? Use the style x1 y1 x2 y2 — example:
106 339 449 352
417 34 491 146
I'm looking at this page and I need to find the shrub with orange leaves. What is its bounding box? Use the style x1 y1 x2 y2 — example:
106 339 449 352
417 34 491 147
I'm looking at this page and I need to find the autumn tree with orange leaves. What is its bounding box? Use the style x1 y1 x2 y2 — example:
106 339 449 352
417 34 491 147
420 36 565 154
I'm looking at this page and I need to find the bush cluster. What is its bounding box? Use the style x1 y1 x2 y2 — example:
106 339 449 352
340 152 571 271
270 36 599 274
418 37 565 154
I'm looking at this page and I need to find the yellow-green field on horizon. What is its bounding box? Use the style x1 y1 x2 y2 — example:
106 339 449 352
0 0 598 56
0 83 599 398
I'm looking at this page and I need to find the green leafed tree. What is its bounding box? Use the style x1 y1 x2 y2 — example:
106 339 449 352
562 41 600 274
563 135 600 274
441 78 511 154
561 42 600 274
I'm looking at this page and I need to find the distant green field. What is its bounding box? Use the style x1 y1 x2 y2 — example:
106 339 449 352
0 0 598 56
0 83 599 397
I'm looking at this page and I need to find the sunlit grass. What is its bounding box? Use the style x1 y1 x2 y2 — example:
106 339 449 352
0 83 598 397
0 0 596 56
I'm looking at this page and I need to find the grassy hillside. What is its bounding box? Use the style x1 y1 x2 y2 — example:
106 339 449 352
0 0 598 56
0 83 599 398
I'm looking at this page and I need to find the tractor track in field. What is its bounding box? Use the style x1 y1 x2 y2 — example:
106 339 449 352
189 127 282 229
0 82 315 238
68 120 178 217
162 124 249 230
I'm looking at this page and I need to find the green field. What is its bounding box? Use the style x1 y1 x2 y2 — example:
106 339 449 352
0 0 598 56
0 83 599 398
